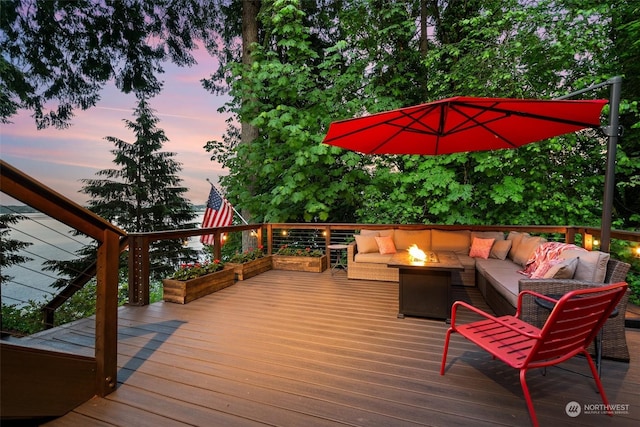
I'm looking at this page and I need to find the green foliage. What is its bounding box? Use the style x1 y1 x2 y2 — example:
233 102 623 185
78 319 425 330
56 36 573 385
204 0 639 300
229 245 266 264
276 245 323 257
0 214 32 285
1 279 129 336
169 260 225 281
208 0 639 231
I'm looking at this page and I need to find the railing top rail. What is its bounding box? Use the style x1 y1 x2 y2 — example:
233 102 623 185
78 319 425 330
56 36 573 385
1 160 125 241
128 223 265 242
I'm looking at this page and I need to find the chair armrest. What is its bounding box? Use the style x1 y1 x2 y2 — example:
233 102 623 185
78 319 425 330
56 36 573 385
605 259 631 283
347 241 357 262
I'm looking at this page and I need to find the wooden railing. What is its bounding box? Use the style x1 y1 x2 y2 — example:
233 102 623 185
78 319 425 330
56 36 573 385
128 222 640 305
0 159 126 415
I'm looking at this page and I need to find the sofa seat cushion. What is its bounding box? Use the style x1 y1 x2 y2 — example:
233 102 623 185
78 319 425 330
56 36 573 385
354 252 396 265
456 254 476 269
475 259 524 307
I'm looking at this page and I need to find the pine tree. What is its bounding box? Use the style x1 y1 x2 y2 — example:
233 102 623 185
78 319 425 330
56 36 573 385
80 97 198 278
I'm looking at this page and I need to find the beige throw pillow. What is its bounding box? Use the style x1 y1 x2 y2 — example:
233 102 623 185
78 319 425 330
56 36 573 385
512 235 546 267
490 239 512 260
354 234 379 254
543 257 579 279
507 231 528 260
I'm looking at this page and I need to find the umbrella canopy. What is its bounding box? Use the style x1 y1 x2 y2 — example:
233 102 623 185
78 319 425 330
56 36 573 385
322 96 608 155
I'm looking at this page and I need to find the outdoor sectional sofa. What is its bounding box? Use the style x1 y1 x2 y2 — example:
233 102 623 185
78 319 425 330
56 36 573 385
347 227 631 361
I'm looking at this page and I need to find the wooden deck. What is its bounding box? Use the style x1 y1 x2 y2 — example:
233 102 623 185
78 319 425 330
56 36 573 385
24 270 640 426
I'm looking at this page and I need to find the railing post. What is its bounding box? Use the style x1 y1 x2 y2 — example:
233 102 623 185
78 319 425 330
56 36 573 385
128 235 150 306
267 224 273 255
256 227 263 248
214 231 222 260
95 229 119 396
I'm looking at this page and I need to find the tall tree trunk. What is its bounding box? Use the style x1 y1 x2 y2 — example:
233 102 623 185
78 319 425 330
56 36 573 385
419 0 428 56
241 0 260 249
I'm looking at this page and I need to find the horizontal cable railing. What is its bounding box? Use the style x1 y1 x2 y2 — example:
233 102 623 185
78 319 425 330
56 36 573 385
1 208 98 335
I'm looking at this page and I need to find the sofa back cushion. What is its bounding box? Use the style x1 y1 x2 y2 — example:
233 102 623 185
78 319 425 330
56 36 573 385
431 230 471 254
394 229 431 251
361 228 394 238
559 249 610 282
471 231 505 241
507 231 528 260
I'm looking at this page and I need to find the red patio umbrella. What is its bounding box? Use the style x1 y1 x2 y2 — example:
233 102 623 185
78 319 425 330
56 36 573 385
322 96 607 155
322 88 622 253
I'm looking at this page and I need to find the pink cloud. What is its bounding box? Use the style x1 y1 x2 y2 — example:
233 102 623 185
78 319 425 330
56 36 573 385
2 52 234 206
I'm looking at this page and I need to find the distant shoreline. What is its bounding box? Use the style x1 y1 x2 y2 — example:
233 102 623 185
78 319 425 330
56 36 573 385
1 205 206 214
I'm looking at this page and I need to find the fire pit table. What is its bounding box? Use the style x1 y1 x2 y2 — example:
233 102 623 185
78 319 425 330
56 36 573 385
388 251 463 321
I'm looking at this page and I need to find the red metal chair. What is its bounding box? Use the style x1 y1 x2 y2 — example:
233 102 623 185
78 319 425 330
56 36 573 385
440 282 628 427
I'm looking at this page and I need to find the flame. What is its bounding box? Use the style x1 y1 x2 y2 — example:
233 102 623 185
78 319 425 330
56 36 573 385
407 244 427 262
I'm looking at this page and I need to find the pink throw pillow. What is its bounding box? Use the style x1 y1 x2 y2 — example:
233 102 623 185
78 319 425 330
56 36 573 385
469 237 495 259
375 235 397 254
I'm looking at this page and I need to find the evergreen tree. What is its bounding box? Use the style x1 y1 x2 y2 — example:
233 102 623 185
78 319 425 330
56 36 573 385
80 98 198 278
0 214 33 334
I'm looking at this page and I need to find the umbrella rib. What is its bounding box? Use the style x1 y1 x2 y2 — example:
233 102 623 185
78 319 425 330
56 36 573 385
449 104 519 147
369 105 441 153
459 101 602 129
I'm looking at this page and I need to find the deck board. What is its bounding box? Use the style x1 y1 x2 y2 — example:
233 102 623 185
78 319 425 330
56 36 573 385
26 269 640 426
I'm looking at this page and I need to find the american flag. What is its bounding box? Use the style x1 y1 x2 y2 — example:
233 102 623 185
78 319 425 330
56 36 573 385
200 186 233 245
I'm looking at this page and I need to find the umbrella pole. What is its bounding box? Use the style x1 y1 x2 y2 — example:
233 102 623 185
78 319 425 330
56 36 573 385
556 76 622 253
600 76 622 253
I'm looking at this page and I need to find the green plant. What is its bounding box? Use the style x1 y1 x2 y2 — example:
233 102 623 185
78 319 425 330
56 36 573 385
169 260 225 280
229 245 266 263
276 245 323 257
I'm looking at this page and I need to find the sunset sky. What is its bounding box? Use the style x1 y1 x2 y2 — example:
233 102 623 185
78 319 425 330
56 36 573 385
1 48 231 207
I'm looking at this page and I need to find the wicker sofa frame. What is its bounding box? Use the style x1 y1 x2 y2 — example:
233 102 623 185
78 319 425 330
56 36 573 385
348 237 631 361
518 259 631 361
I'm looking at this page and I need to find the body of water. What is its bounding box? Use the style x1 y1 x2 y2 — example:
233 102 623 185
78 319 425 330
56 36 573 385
2 212 205 307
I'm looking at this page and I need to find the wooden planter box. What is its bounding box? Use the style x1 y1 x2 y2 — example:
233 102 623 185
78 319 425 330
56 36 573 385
162 267 235 304
227 255 273 280
272 255 327 273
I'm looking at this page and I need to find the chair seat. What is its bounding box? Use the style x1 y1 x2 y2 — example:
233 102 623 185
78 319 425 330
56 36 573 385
457 315 540 369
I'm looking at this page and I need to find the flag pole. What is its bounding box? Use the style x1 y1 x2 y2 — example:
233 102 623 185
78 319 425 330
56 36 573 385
206 179 249 225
